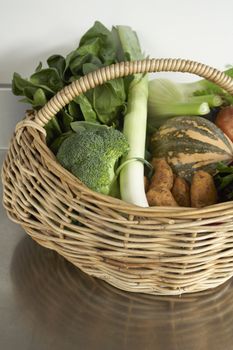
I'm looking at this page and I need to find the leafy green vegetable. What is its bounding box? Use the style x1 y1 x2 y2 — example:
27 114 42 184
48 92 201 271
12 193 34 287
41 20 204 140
47 55 66 79
12 21 128 146
214 163 233 201
49 130 74 154
70 121 108 133
74 95 97 122
30 68 63 92
33 88 47 107
44 118 62 146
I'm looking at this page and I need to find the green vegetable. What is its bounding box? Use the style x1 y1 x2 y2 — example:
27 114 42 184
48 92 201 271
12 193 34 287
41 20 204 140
214 163 233 201
147 68 233 129
12 21 127 145
116 25 149 207
56 127 129 195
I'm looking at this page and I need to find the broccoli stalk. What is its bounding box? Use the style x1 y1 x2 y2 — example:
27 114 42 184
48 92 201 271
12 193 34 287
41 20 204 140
56 127 129 196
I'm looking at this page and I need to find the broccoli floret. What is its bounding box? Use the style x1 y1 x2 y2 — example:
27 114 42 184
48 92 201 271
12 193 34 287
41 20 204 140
56 128 129 195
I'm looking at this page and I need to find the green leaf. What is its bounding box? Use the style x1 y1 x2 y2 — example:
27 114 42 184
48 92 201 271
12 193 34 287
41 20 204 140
33 88 47 107
79 21 116 64
69 53 92 76
12 72 37 95
67 101 81 119
30 68 64 92
49 131 74 154
108 78 126 102
216 163 233 173
47 55 66 79
23 86 38 101
76 37 101 57
82 63 99 75
44 117 62 146
93 78 126 124
219 174 233 189
59 110 74 132
71 121 107 133
35 61 43 72
74 94 97 122
116 25 143 61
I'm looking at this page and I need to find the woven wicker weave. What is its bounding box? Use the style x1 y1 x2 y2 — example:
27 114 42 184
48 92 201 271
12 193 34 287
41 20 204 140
2 58 233 295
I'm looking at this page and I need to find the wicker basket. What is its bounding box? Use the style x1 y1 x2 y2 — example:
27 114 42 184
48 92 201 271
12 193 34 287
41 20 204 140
2 58 233 296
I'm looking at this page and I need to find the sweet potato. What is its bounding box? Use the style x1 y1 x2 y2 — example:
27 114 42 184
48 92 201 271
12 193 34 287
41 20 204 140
191 171 218 208
146 187 179 207
172 176 191 207
150 158 174 190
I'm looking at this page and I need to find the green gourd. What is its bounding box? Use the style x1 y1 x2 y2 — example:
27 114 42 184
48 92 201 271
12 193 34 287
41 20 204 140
150 116 233 181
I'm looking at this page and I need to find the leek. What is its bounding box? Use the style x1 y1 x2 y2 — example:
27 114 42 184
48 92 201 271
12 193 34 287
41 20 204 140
116 25 149 207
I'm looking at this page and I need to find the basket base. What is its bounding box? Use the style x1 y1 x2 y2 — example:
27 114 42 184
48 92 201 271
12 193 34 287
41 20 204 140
30 234 233 296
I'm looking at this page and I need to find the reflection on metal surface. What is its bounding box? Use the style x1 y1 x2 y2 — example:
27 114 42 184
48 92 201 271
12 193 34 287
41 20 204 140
11 236 233 350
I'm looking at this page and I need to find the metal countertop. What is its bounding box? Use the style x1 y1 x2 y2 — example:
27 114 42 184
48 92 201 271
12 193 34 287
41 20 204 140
1 150 233 350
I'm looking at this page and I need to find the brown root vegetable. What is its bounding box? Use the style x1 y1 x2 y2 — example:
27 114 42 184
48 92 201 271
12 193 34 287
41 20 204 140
215 106 233 142
150 158 174 190
172 176 191 207
191 171 218 208
146 187 179 207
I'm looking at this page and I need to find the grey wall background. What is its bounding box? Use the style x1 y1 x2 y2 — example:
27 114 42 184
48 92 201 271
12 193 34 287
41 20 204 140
1 0 233 147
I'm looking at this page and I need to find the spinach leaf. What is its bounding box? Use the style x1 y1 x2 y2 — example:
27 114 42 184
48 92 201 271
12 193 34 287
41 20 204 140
76 37 101 57
30 68 64 92
47 55 66 79
44 117 62 146
214 163 233 201
79 21 116 64
33 88 47 108
59 110 74 132
74 95 97 122
82 63 99 75
12 72 37 96
93 78 126 124
35 61 43 72
70 121 107 133
49 130 74 154
68 53 92 76
67 101 81 119
12 21 129 144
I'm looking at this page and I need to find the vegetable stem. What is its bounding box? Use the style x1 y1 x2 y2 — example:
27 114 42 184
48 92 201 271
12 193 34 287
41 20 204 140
120 74 149 207
151 101 210 117
188 94 222 107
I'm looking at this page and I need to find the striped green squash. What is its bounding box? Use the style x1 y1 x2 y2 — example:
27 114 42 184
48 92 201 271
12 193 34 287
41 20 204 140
150 116 233 181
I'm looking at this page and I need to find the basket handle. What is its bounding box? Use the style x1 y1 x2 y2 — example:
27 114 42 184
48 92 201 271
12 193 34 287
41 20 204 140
34 58 233 127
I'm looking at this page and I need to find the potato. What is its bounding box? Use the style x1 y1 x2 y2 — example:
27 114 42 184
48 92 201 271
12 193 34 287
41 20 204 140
191 171 218 208
146 187 179 207
172 176 191 207
150 158 174 190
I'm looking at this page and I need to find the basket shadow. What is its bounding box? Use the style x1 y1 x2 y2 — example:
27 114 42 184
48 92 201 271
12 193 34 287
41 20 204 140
10 236 233 350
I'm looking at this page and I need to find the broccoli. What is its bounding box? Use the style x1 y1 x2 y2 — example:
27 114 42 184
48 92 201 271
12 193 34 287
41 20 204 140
56 127 129 195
